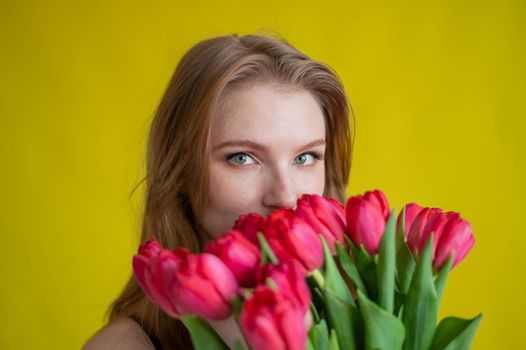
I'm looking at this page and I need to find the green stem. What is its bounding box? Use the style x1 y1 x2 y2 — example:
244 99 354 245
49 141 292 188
257 232 279 265
310 269 325 289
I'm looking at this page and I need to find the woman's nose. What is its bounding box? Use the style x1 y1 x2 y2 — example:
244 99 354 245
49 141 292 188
262 168 297 210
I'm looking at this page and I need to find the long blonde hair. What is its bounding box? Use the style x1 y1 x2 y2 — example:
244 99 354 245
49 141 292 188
108 32 355 349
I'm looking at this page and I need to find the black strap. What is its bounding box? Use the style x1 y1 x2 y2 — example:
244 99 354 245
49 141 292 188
131 315 164 350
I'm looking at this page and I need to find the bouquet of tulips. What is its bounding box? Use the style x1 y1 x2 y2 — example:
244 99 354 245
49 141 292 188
133 190 482 350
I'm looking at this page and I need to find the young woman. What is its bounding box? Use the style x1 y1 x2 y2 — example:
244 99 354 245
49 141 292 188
83 32 354 349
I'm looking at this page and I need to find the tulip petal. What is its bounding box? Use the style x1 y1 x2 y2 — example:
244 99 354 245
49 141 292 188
397 203 423 238
346 197 386 254
296 196 338 252
310 195 347 246
234 213 266 245
364 190 390 220
407 208 432 257
435 218 474 269
452 235 474 269
205 230 260 287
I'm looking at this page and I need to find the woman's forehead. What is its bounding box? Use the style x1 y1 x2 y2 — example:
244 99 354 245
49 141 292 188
211 83 326 148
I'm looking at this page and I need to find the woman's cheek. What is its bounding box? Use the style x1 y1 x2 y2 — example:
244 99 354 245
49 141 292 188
295 165 325 196
210 164 262 210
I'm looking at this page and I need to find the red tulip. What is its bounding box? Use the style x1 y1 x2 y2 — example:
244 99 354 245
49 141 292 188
172 249 239 319
345 190 390 254
397 203 423 238
133 239 181 318
133 238 239 320
295 194 347 253
256 260 311 315
240 285 307 350
264 208 324 272
205 229 261 288
234 213 267 246
434 214 475 269
407 208 448 257
407 208 474 269
138 237 162 257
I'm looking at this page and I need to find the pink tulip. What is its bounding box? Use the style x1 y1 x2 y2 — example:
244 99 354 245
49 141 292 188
434 214 475 269
407 208 474 269
345 190 390 254
172 249 239 319
240 285 307 350
234 213 267 246
363 190 390 219
138 237 162 257
407 208 448 257
295 194 347 253
133 238 239 320
397 203 423 238
264 208 324 272
256 260 311 315
133 240 181 318
205 229 261 288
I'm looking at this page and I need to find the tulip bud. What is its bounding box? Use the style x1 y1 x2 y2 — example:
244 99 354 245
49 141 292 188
397 203 423 238
345 190 390 254
295 194 347 253
264 208 324 272
205 229 261 288
171 250 239 320
133 241 182 318
138 238 162 257
133 239 239 320
364 190 390 220
234 213 267 246
240 286 307 350
256 260 311 315
434 215 475 269
406 208 474 270
407 208 448 258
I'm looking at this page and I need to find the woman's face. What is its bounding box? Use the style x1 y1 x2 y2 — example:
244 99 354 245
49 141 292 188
201 82 327 238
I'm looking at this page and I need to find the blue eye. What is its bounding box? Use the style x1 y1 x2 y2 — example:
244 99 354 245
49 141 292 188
295 152 321 165
227 152 256 166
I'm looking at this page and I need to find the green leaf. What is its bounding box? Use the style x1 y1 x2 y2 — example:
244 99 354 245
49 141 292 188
257 232 278 265
181 316 229 350
310 300 321 324
320 235 355 306
233 340 244 350
348 238 378 300
308 322 319 350
309 282 326 318
377 210 397 313
402 234 438 350
429 314 483 350
361 260 378 301
357 289 405 350
396 205 407 253
313 319 330 350
337 242 367 294
434 254 454 310
230 295 243 318
394 291 405 319
307 337 316 350
325 288 362 350
396 241 416 295
330 328 341 350
395 240 416 317
347 237 373 266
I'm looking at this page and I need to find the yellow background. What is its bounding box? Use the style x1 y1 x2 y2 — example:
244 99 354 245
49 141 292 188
1 0 524 348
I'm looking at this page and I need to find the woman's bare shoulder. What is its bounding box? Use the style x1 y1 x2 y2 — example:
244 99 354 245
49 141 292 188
82 317 156 350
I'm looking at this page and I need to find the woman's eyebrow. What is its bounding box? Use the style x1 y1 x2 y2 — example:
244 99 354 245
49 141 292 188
213 139 326 152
